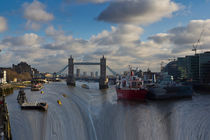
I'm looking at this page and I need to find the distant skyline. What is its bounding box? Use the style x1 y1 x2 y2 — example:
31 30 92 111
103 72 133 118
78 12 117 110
1 0 210 72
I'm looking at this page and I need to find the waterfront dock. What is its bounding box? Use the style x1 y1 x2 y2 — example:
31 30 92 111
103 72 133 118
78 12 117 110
0 95 12 140
21 102 48 111
0 82 32 94
0 84 13 140
17 89 48 111
0 84 13 96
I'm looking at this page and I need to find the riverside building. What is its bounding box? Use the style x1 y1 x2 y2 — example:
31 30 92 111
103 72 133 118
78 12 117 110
164 51 210 82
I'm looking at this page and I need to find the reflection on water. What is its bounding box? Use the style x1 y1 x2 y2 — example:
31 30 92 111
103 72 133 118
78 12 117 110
5 81 210 140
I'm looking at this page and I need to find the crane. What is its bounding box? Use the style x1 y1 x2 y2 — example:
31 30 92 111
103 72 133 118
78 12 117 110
160 61 164 71
192 28 205 55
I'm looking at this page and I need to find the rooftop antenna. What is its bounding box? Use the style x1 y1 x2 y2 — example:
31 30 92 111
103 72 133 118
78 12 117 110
147 63 151 72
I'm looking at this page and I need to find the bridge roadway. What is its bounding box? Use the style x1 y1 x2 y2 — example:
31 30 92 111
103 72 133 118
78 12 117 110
74 62 100 65
75 76 116 83
76 77 99 82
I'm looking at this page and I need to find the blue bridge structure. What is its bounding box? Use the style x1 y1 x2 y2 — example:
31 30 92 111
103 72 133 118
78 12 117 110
56 56 117 89
56 63 117 76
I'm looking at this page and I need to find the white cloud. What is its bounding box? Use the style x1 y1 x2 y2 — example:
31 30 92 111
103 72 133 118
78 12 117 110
0 24 174 72
90 24 143 45
26 21 41 31
23 0 54 22
64 0 110 3
0 16 7 32
149 19 210 55
43 25 151 71
2 33 42 47
97 0 180 25
0 32 67 72
45 26 64 36
23 0 54 30
2 19 210 73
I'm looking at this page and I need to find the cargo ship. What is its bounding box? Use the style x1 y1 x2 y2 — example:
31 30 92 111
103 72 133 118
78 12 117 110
116 68 148 100
81 84 90 89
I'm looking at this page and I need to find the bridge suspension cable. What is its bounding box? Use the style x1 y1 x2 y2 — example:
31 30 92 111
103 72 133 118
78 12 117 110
56 65 68 75
106 65 118 75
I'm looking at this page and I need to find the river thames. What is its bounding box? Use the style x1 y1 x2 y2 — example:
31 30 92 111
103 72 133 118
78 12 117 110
5 81 210 140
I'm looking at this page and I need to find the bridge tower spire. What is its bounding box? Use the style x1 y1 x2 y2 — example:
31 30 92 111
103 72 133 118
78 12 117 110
99 56 108 89
67 56 75 86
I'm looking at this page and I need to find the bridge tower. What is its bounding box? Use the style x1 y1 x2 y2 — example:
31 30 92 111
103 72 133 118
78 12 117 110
99 56 108 89
67 56 75 86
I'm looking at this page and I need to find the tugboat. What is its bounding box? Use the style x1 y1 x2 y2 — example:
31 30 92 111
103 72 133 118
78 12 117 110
116 67 148 100
37 102 48 110
81 84 89 89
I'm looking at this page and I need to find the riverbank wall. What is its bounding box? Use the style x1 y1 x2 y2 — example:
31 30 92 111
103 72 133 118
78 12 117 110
0 95 12 140
0 84 14 96
0 84 13 140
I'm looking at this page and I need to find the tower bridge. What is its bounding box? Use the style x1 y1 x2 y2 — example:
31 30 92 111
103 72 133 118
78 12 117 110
54 56 117 89
66 56 109 89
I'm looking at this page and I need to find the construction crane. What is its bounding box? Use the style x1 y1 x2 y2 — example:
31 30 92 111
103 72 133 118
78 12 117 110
160 61 164 71
192 28 205 55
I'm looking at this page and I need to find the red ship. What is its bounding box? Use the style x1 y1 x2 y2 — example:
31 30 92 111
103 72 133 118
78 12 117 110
116 68 148 100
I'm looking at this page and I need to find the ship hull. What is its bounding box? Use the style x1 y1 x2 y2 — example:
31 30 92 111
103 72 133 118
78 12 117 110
147 85 193 100
193 83 210 92
116 88 148 100
31 87 42 91
21 102 48 111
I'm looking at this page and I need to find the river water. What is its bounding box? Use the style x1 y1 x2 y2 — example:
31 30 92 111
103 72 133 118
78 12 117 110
5 81 210 140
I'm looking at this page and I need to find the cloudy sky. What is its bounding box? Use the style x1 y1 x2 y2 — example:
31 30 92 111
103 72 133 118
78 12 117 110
0 0 210 73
